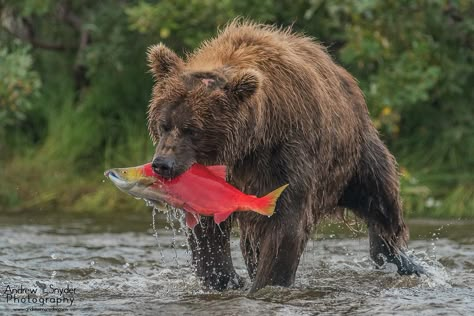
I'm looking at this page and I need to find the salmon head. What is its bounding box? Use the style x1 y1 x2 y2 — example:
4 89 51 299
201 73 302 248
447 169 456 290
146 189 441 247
104 164 159 199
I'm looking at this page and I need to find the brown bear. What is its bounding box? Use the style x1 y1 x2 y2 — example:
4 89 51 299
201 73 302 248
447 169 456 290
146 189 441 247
146 21 423 293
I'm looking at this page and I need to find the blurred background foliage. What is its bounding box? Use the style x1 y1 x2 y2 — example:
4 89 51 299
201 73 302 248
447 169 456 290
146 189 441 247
0 0 472 217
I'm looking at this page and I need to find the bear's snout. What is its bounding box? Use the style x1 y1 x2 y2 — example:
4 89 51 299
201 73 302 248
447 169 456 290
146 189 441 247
152 156 175 179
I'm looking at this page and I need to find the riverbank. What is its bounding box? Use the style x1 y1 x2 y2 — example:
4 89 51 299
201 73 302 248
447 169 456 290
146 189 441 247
1 167 472 219
1 134 472 218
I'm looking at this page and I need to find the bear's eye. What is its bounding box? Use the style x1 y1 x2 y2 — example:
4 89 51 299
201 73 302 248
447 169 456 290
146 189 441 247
182 127 196 137
160 124 171 133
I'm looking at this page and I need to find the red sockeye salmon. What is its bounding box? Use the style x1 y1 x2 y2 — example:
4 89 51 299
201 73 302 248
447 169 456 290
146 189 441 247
104 163 288 228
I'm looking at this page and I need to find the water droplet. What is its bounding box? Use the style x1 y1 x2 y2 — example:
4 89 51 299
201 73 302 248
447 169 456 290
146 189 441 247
90 260 95 266
50 253 57 260
166 211 180 267
152 208 166 262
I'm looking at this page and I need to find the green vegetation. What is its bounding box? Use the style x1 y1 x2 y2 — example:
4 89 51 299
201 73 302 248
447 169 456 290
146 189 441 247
0 0 473 217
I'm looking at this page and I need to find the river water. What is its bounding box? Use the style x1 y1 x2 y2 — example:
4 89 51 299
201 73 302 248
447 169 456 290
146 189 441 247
0 211 473 315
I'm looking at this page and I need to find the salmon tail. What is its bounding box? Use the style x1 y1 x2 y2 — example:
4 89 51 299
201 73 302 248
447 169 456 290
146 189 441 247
252 184 289 217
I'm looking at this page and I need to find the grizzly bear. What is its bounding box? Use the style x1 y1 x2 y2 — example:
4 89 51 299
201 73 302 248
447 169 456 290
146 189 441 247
146 21 423 293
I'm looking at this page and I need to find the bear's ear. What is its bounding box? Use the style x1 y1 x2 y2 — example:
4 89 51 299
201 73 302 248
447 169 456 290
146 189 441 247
224 70 261 102
147 44 183 81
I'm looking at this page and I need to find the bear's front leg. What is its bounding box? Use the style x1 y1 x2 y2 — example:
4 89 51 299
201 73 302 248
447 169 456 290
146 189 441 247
249 205 311 293
187 215 243 291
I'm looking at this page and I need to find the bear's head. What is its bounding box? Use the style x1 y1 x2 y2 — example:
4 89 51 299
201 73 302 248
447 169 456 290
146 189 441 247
146 44 261 178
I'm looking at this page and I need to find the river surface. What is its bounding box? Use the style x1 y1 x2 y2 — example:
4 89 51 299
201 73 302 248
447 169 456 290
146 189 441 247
0 210 473 315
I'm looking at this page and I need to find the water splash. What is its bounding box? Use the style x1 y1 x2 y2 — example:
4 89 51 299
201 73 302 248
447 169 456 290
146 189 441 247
1 214 473 315
166 209 180 267
411 249 451 289
151 207 165 263
143 198 192 266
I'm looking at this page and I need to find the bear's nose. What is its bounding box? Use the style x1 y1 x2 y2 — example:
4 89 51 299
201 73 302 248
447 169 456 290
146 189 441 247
152 157 175 178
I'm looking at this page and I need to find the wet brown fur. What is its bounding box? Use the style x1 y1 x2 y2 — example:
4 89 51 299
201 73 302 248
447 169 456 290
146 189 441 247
146 20 420 292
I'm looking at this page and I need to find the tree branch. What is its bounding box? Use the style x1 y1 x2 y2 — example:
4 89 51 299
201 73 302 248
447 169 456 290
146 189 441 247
56 1 83 31
55 1 91 59
2 24 74 51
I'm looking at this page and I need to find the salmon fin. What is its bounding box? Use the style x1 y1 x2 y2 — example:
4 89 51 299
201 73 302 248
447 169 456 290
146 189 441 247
206 165 227 180
213 211 233 225
253 184 289 217
185 212 200 229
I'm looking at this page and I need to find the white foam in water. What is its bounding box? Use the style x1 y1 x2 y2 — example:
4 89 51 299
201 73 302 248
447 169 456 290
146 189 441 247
411 250 452 289
410 226 453 289
375 247 452 290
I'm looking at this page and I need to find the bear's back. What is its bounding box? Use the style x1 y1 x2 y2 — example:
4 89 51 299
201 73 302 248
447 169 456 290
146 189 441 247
187 21 326 73
187 21 366 143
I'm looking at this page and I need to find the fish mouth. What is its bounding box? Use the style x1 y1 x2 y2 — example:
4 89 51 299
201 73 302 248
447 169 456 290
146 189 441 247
104 169 136 190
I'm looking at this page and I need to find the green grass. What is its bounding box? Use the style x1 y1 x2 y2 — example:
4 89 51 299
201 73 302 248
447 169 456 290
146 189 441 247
0 67 471 218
